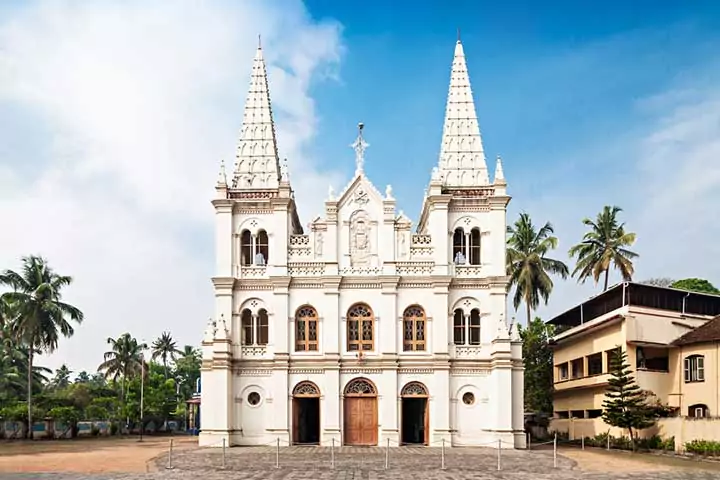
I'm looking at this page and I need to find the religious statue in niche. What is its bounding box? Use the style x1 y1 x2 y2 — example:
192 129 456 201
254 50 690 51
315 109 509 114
350 211 371 266
398 230 408 258
315 231 324 257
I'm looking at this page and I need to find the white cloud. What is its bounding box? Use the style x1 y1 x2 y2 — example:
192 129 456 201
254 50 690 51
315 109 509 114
0 1 343 372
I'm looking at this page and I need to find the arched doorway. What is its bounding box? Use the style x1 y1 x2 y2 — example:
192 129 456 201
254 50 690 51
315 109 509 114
292 381 321 445
400 382 429 445
343 378 378 446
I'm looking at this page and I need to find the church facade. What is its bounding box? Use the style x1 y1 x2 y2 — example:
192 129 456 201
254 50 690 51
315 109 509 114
199 38 524 449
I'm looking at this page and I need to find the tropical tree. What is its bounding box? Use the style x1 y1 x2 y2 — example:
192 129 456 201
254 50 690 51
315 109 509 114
519 318 555 414
569 206 638 291
602 349 657 450
174 345 201 401
97 333 146 413
151 331 181 378
0 255 83 437
50 364 73 390
506 212 569 323
670 278 720 295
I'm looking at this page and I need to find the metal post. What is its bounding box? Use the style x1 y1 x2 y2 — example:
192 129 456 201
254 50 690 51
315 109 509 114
385 438 389 470
441 438 446 470
222 438 226 469
607 433 610 451
497 439 501 471
331 438 335 469
139 353 144 442
275 438 280 469
581 436 585 450
166 439 174 470
553 433 558 468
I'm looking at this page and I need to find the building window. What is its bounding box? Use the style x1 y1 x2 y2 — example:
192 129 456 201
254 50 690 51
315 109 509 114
684 355 705 383
255 229 269 265
587 353 603 376
469 309 481 345
557 363 569 381
403 306 426 351
453 309 465 345
452 226 481 265
240 230 253 266
247 391 261 406
347 303 374 352
605 347 621 372
571 358 584 378
295 306 319 352
462 392 475 405
688 404 708 418
240 308 268 346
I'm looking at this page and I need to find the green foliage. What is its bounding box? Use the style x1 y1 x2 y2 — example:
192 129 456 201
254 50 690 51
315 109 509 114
47 406 80 424
602 349 657 448
577 433 674 451
685 439 720 456
670 278 720 295
569 205 638 291
506 213 569 323
519 318 555 414
151 332 181 377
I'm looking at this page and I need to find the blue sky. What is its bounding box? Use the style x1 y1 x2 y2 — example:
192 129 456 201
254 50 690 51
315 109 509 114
0 1 719 371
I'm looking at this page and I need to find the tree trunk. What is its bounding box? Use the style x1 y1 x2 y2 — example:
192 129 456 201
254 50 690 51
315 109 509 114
526 301 532 325
628 427 636 452
603 269 610 291
26 347 33 440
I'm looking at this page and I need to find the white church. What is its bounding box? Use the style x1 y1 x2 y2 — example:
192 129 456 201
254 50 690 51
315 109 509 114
199 37 524 449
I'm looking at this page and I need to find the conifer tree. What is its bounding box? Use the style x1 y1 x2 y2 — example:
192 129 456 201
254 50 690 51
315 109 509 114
602 348 656 450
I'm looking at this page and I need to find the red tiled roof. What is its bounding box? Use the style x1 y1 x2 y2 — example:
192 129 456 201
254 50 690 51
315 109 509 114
672 315 720 346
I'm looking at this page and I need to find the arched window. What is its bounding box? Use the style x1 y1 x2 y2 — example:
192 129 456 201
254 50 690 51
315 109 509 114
241 309 253 345
295 306 319 352
469 309 481 345
403 306 426 351
452 228 466 264
257 309 269 345
469 228 481 265
684 355 705 383
241 308 269 346
240 230 253 266
347 303 374 352
453 309 465 345
255 230 269 265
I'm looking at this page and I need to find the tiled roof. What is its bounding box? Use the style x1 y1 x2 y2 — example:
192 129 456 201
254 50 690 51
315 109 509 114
672 315 720 346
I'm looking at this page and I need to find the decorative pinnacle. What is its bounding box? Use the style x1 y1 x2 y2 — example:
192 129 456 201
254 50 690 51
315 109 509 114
457 27 461 42
280 157 289 182
258 34 262 48
494 154 506 184
217 159 227 186
350 122 369 175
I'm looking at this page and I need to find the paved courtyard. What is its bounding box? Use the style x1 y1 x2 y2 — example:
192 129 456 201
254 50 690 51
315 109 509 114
0 445 718 480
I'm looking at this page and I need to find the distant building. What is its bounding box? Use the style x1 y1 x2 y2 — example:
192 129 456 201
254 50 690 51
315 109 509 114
547 282 720 433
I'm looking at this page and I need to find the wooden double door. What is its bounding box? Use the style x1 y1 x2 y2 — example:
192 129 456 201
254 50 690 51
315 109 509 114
343 396 378 446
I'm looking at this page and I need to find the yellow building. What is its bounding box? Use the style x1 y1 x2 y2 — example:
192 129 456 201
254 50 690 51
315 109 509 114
547 282 720 434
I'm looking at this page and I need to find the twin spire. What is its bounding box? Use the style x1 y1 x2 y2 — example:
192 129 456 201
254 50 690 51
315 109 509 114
223 36 504 191
230 41 282 190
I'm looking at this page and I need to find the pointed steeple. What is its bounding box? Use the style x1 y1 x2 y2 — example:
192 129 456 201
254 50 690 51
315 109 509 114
494 155 506 185
231 43 282 189
436 39 490 187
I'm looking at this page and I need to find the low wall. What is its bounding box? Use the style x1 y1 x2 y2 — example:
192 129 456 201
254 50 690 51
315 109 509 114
550 417 720 453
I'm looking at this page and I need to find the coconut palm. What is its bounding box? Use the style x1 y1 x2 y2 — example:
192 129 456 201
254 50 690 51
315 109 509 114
0 255 83 437
97 333 146 411
507 212 570 323
151 331 181 377
50 364 73 390
568 206 638 291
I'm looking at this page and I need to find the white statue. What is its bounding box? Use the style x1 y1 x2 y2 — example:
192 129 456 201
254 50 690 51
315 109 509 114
385 184 393 199
350 212 371 266
315 231 324 256
327 185 335 200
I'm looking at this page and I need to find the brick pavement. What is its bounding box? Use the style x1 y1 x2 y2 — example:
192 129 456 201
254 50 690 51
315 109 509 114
0 446 717 479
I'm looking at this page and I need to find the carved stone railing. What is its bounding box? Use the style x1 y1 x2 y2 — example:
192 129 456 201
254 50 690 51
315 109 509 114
411 234 432 245
452 345 483 358
396 262 434 276
288 262 325 276
340 266 382 276
454 265 483 277
289 234 311 257
235 265 267 278
241 345 267 357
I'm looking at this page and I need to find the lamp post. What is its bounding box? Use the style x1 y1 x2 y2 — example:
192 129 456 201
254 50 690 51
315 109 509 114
139 341 146 442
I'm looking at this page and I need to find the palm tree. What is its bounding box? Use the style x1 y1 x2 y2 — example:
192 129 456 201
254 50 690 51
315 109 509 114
97 333 146 412
568 206 638 291
50 364 73 390
151 331 181 377
507 212 570 323
0 255 83 437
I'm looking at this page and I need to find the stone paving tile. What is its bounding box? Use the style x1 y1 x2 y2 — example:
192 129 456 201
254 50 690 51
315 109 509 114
0 446 717 480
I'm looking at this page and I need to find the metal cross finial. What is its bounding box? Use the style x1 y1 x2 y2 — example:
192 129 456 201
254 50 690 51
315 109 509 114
350 122 369 175
258 34 262 49
457 27 461 42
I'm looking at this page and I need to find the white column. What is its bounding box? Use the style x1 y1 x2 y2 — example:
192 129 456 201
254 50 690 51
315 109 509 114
464 233 470 262
464 313 470 345
251 234 257 265
252 314 258 345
